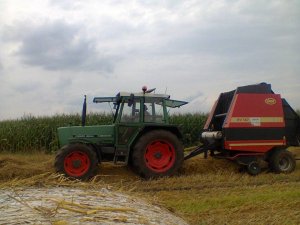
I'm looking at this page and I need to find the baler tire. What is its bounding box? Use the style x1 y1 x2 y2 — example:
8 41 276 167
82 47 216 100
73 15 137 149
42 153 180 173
54 144 98 180
247 161 261 176
269 149 296 174
131 130 183 179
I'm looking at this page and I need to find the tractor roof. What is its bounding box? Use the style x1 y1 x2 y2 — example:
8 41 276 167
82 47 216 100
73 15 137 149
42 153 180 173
118 92 170 98
93 91 188 108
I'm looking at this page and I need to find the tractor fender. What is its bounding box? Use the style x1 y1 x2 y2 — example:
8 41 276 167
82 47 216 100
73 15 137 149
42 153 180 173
128 125 183 153
67 138 101 162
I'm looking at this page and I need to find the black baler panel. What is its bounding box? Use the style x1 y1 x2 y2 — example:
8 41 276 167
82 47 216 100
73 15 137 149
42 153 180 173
236 82 273 94
210 90 235 130
223 127 285 141
282 99 300 146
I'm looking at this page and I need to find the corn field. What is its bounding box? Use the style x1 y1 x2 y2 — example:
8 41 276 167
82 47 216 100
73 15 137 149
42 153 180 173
0 113 207 153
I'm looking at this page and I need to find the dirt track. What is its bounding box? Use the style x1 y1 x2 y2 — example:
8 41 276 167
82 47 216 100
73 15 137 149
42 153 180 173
0 187 188 225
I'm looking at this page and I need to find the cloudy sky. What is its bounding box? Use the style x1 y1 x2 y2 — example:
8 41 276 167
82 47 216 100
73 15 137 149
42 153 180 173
0 0 299 120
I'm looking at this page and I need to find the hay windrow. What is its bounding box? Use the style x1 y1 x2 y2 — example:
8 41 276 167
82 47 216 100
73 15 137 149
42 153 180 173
1 187 188 225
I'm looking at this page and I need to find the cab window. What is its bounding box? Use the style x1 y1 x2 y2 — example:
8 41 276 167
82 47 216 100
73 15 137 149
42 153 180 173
144 97 165 123
120 98 141 123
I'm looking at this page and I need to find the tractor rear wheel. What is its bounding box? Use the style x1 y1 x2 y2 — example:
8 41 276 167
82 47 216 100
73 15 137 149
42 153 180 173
269 149 296 173
131 130 183 179
54 144 98 180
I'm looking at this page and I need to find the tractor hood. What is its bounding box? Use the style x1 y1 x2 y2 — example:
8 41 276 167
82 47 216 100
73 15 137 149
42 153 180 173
57 125 115 147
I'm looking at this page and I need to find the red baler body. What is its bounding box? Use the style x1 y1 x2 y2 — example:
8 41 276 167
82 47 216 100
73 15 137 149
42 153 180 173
224 93 285 152
203 83 299 154
185 83 299 175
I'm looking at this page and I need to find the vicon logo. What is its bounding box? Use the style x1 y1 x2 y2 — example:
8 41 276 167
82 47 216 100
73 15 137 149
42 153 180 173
265 98 276 105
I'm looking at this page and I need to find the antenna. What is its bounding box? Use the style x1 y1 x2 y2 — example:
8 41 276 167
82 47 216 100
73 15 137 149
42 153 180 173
146 88 156 93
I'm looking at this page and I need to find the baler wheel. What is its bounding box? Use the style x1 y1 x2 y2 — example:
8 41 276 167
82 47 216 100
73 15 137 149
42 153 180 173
247 161 261 176
131 130 183 179
269 149 296 174
54 144 98 180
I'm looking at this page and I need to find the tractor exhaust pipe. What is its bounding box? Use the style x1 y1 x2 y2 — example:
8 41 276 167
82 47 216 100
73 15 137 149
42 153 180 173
82 95 87 126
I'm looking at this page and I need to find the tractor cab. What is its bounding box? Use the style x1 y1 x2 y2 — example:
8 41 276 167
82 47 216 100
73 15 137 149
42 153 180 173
93 88 187 124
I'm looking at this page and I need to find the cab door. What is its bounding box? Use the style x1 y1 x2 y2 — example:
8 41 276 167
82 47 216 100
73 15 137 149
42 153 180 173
115 97 142 162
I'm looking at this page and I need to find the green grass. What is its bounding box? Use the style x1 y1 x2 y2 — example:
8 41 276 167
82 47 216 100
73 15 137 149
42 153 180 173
158 184 300 225
164 185 300 213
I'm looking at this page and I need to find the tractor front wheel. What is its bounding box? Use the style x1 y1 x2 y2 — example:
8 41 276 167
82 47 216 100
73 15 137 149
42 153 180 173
131 130 183 179
269 149 296 173
54 144 98 180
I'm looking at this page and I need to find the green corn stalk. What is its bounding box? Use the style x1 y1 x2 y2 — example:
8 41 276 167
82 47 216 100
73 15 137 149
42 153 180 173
0 113 207 153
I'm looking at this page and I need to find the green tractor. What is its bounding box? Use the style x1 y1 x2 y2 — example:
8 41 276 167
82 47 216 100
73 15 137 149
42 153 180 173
54 87 188 180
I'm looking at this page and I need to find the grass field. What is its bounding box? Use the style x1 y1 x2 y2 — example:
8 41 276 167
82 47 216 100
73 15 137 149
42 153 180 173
1 148 299 225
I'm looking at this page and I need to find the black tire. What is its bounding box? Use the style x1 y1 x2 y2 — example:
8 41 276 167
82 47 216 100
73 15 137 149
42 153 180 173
247 161 261 176
131 130 184 179
54 143 98 180
269 149 296 173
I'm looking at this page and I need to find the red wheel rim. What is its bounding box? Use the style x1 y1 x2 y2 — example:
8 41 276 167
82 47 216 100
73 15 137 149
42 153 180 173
64 151 90 177
144 140 176 172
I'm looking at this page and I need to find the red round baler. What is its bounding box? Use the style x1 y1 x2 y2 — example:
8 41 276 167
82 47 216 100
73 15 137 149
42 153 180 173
185 83 299 175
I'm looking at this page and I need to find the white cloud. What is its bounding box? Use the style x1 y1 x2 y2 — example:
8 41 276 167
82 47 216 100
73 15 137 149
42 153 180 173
0 0 299 119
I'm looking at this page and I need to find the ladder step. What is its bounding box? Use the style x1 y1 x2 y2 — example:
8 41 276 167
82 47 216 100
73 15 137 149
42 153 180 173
114 148 129 164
